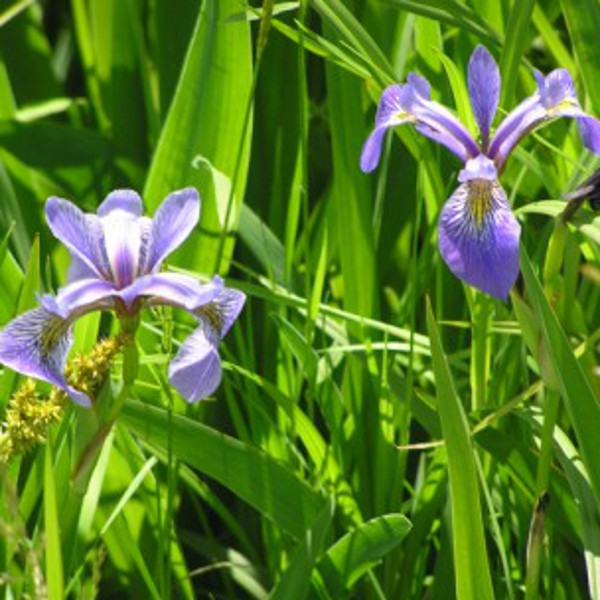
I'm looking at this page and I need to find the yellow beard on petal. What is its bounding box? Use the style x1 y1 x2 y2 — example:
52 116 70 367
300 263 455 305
40 315 70 359
395 110 416 122
466 179 494 229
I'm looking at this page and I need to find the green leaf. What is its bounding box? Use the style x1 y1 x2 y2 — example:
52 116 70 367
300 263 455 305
499 0 534 106
426 298 495 600
269 499 335 600
143 0 253 272
560 0 600 108
121 400 325 539
312 514 412 599
44 440 64 600
520 249 600 505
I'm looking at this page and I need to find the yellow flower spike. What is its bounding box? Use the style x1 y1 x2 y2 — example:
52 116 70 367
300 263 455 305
0 336 124 463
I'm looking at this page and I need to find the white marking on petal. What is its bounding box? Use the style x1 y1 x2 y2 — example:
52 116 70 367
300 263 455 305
101 210 142 289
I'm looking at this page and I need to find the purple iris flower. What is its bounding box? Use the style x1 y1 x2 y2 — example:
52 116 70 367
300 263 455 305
361 45 600 298
0 188 245 407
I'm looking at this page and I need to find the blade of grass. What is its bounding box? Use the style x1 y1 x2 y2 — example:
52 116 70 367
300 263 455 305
144 0 252 273
426 298 495 600
520 249 600 505
560 0 600 107
121 400 325 539
44 439 64 600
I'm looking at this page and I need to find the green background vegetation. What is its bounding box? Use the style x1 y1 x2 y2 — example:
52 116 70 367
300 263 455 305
1 0 600 598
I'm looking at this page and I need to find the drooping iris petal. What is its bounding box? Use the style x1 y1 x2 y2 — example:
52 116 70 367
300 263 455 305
468 45 500 146
438 180 521 299
97 189 144 217
0 308 90 406
577 116 600 153
145 188 201 271
195 286 246 339
360 85 413 173
168 327 222 402
46 197 109 279
118 272 222 313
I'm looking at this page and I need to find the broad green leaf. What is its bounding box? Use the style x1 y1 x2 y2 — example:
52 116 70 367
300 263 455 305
121 400 325 539
426 299 495 600
312 514 412 599
144 0 252 273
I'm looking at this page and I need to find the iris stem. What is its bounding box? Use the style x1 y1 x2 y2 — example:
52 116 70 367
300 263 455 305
469 290 493 410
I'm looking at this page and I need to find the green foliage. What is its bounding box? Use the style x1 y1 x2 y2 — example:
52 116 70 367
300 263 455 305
0 1 599 599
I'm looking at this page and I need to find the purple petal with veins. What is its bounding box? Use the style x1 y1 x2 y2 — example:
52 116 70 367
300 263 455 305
0 308 90 406
46 197 109 279
168 327 222 402
438 180 520 299
119 272 222 313
578 116 600 153
145 188 201 271
195 285 247 339
360 85 413 173
100 209 142 289
490 68 600 166
468 45 500 146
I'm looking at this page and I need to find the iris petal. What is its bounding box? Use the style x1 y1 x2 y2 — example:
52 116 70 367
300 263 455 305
438 180 521 299
119 272 222 313
101 209 142 289
0 308 90 406
577 116 600 153
536 69 577 109
490 68 600 165
97 189 144 217
168 327 222 402
361 79 479 172
46 197 109 279
360 85 412 172
145 188 201 271
195 285 246 339
52 278 117 318
468 45 500 145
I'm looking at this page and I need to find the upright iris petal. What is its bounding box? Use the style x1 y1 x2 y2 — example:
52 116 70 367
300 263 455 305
468 45 500 148
489 68 600 167
361 44 600 298
0 188 245 405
